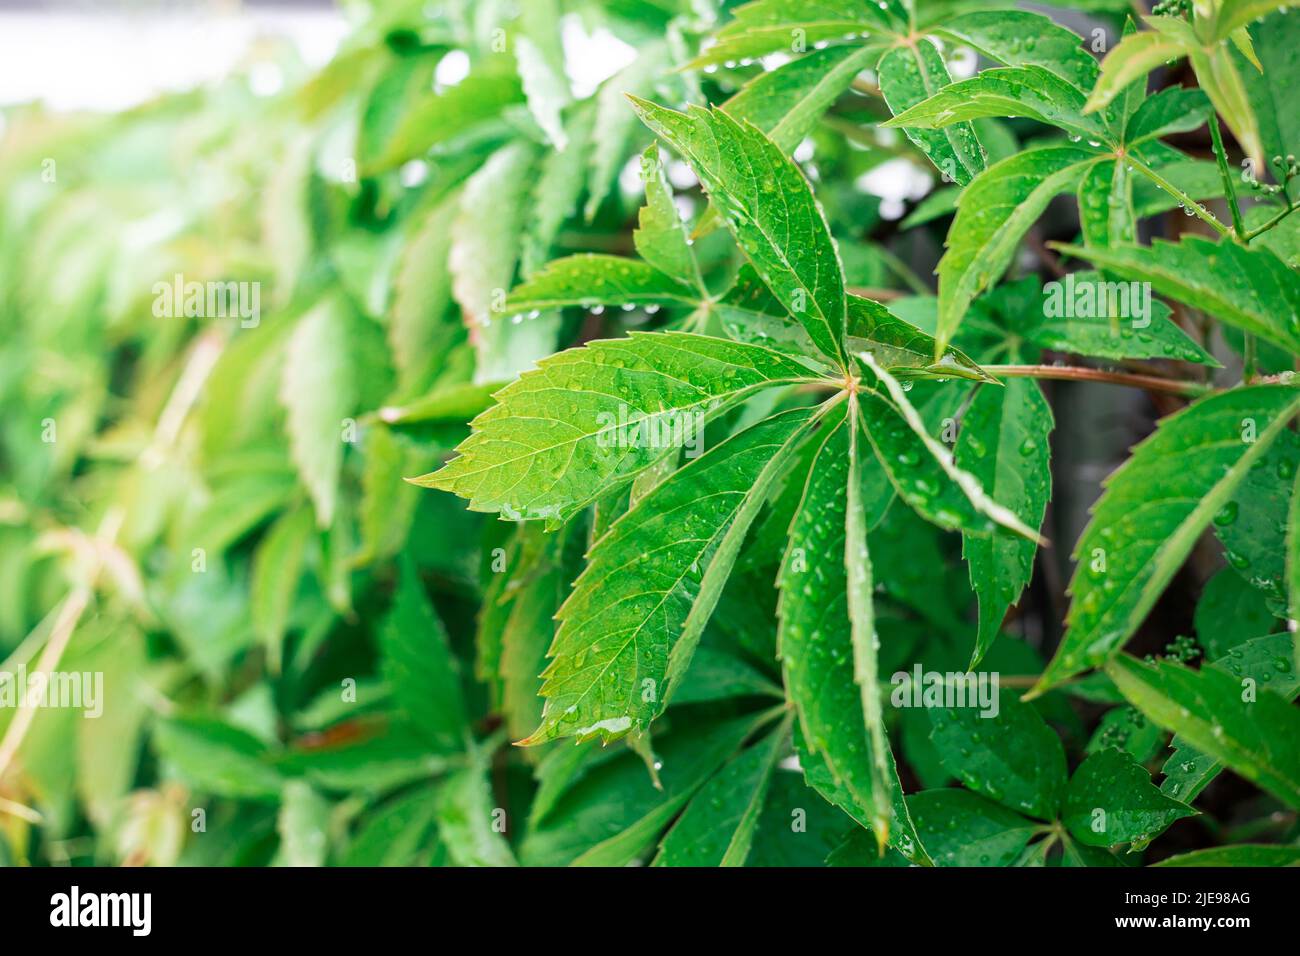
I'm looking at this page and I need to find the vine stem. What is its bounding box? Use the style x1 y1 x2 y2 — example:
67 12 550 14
1129 157 1232 238
985 364 1213 397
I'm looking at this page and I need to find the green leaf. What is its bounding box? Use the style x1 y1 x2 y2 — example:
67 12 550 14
1079 159 1136 248
280 297 359 528
1036 385 1300 692
723 44 880 154
250 505 314 671
906 789 1038 867
389 192 463 400
1063 748 1194 847
778 417 928 861
1085 28 1188 115
1194 570 1279 660
414 332 817 523
634 147 702 290
1214 428 1299 611
957 379 1053 665
882 66 1107 144
1053 236 1300 355
380 557 468 752
504 254 699 313
586 45 666 220
935 146 1095 357
928 689 1067 821
273 782 332 867
934 11 1100 93
152 718 284 801
1124 87 1211 145
1025 272 1217 365
1154 844 1300 867
522 406 820 744
1156 633 1298 813
685 0 895 69
629 99 847 364
877 41 985 187
515 0 571 149
450 141 557 382
857 351 1045 542
434 752 517 867
1107 653 1300 811
341 786 441 866
1215 0 1294 40
1236 11 1300 202
523 105 595 275
374 69 524 172
654 719 788 866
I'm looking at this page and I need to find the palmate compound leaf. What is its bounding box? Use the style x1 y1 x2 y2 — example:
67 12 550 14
932 146 1097 358
519 405 823 745
1052 236 1300 356
956 379 1054 666
1035 385 1300 694
777 413 929 862
628 98 848 365
1107 653 1300 812
412 332 820 525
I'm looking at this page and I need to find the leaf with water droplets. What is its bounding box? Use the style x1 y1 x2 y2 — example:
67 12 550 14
633 147 703 291
1154 844 1300 867
684 0 898 70
414 332 818 524
935 146 1096 358
905 789 1038 867
957 379 1053 665
520 406 820 745
505 254 700 314
629 98 848 364
777 417 929 862
928 689 1067 821
1036 385 1300 693
1062 748 1194 847
1053 237 1300 356
1107 652 1300 812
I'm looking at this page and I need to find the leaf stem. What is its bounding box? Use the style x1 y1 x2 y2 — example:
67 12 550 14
986 364 1213 397
1207 112 1247 238
1242 198 1299 241
1129 157 1231 237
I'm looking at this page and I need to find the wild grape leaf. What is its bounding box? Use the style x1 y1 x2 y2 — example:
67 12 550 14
1124 87 1211 145
504 254 700 313
928 690 1067 821
935 146 1096 357
341 785 441 866
686 0 896 69
1084 29 1188 117
1236 10 1300 201
280 297 359 528
629 98 847 363
152 718 284 801
389 192 463 400
1062 748 1194 847
1053 237 1300 355
906 790 1038 867
877 40 985 187
1078 159 1136 249
882 66 1108 145
380 557 468 753
1216 0 1294 39
957 379 1053 666
777 418 928 859
414 332 818 523
515 0 570 149
273 782 332 867
1107 653 1300 811
1036 385 1300 693
1194 570 1279 660
521 406 820 744
524 105 595 275
653 719 787 866
1214 428 1299 610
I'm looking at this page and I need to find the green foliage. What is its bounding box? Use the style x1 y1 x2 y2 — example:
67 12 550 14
3 0 1299 870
